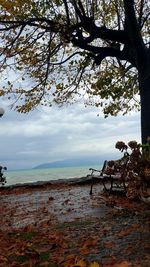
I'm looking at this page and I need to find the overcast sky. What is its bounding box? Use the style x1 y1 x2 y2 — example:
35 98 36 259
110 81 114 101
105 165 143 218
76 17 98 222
0 100 141 170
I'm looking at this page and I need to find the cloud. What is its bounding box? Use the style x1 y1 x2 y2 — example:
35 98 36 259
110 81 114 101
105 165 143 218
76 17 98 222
0 100 141 170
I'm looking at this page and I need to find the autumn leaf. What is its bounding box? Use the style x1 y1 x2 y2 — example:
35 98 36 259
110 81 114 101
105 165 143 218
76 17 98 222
75 258 87 267
89 261 100 267
113 261 131 267
116 228 133 238
80 248 90 255
61 254 77 267
80 238 98 255
104 241 115 249
0 255 8 263
82 238 98 248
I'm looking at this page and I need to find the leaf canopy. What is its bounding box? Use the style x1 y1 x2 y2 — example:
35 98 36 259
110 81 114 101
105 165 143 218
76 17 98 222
0 0 149 115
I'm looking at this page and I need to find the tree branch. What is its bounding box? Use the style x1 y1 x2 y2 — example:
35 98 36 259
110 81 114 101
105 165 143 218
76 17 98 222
138 0 144 28
51 51 82 65
62 0 70 25
0 18 60 32
72 35 135 65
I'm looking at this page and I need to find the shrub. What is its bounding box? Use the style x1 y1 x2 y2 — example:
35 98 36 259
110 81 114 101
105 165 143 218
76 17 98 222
115 138 150 200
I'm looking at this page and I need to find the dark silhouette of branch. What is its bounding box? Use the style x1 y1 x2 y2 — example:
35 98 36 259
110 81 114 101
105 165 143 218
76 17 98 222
62 0 70 25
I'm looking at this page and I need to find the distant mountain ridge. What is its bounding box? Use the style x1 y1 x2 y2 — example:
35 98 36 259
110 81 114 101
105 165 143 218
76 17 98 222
33 157 102 169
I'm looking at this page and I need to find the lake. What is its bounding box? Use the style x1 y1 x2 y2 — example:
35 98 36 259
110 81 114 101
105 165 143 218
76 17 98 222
4 165 100 186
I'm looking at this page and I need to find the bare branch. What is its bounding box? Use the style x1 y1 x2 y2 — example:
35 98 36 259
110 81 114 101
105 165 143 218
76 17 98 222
51 51 83 65
62 0 70 24
138 0 145 27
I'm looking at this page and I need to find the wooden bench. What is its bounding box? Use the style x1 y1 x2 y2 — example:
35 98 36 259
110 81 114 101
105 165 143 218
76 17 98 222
88 159 128 195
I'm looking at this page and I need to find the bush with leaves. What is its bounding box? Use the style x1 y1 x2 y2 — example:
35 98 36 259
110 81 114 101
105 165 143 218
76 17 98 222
114 138 150 200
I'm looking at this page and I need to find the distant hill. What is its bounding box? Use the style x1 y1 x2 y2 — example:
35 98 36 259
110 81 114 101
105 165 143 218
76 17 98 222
33 157 103 169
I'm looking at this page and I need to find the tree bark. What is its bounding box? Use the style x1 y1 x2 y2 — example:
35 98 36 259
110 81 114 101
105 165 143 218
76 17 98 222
139 70 150 144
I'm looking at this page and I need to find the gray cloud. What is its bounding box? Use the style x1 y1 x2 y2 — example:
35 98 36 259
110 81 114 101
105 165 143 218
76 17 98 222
0 101 141 170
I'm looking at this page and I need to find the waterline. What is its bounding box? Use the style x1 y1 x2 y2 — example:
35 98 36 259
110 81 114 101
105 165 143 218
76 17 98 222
5 165 100 186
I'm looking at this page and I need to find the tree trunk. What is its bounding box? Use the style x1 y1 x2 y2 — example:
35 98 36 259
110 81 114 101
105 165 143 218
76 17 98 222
139 71 150 144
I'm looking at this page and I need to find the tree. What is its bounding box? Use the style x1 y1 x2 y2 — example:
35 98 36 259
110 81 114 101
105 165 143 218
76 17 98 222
0 0 149 143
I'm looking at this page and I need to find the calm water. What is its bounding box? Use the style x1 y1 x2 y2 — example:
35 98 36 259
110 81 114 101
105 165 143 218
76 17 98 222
4 165 100 186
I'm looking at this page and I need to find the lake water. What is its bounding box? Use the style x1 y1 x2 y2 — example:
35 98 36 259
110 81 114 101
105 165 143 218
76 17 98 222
4 165 100 186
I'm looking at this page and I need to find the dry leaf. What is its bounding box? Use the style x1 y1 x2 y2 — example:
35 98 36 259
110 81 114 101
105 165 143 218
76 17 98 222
75 258 87 267
82 238 98 248
89 261 100 267
104 241 115 248
113 260 131 267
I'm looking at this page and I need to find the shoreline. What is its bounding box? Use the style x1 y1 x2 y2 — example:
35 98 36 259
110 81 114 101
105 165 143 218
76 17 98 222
0 175 94 191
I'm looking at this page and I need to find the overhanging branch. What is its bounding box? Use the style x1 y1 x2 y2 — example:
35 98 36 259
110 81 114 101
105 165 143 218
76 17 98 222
72 35 135 65
0 18 61 32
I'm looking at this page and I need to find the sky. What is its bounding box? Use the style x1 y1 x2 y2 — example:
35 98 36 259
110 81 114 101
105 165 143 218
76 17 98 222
0 99 141 171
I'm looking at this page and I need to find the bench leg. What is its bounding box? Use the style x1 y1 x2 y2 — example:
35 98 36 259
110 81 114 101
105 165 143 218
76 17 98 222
102 177 113 194
90 179 94 195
